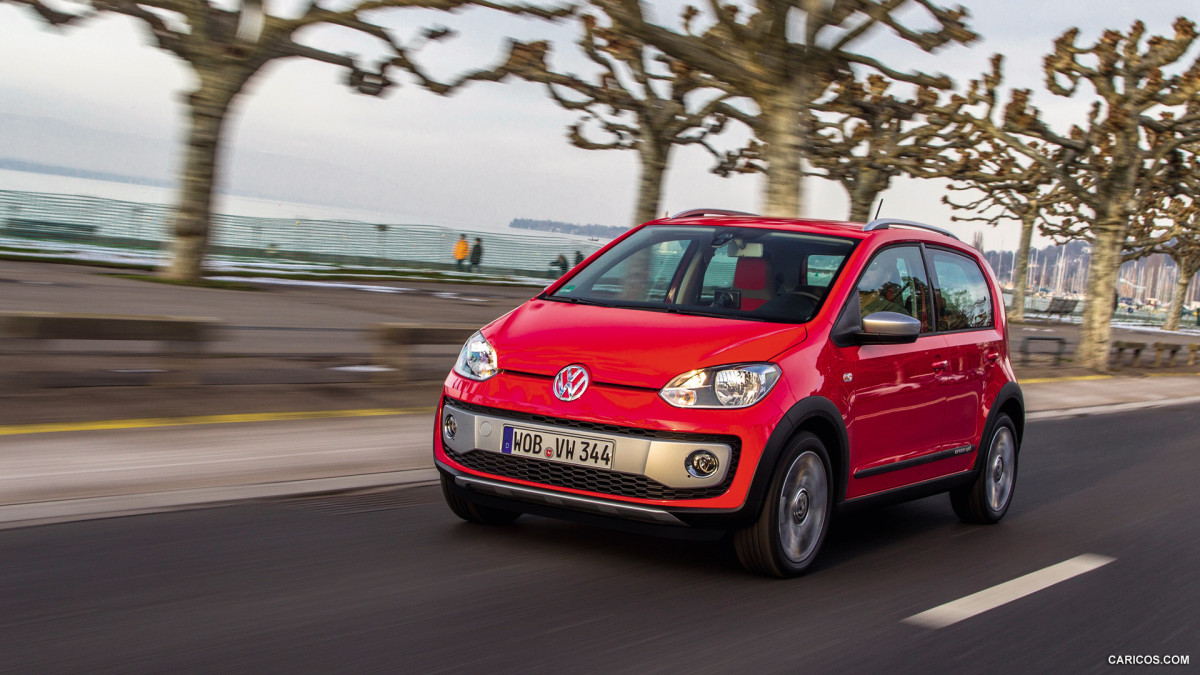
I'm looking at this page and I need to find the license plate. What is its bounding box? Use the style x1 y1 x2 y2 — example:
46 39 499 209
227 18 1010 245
501 425 614 470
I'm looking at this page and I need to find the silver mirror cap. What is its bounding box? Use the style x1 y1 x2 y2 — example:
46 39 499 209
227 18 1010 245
861 311 921 337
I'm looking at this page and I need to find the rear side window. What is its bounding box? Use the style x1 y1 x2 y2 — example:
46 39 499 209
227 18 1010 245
929 249 994 331
804 254 844 289
698 243 740 303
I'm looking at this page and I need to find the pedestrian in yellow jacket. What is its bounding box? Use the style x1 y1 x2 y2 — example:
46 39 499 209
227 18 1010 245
453 234 469 270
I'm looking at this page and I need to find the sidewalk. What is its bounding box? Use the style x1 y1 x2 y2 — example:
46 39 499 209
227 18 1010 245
1 373 1197 529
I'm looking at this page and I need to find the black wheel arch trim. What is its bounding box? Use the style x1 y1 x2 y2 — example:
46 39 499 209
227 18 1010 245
742 395 850 519
975 381 1025 472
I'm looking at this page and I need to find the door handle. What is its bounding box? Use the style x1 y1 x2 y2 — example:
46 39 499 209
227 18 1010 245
931 359 949 371
985 350 1001 362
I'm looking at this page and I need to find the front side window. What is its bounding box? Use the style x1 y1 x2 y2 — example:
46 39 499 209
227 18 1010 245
929 249 994 330
856 246 931 332
550 225 857 323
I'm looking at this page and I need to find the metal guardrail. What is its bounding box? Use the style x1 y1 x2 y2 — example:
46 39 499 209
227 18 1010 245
372 322 477 382
0 312 220 386
0 312 216 342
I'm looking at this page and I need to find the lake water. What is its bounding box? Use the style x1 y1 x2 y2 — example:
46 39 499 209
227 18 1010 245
0 168 537 234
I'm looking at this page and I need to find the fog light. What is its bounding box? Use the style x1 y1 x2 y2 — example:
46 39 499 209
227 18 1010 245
686 450 719 478
442 413 457 440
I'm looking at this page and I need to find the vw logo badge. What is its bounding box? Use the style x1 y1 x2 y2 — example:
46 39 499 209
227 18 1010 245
553 364 590 402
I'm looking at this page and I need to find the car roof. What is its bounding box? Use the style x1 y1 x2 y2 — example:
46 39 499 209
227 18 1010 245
647 214 962 245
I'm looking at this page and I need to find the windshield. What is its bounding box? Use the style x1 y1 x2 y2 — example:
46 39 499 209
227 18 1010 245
546 225 857 323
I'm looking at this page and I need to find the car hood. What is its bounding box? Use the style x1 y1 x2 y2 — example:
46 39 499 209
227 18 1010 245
485 299 806 389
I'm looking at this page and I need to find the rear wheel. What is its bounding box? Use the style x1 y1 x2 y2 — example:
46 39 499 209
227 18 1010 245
440 474 522 525
951 414 1018 524
734 432 832 577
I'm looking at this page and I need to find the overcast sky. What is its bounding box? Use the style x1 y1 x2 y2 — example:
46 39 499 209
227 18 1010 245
0 1 1195 249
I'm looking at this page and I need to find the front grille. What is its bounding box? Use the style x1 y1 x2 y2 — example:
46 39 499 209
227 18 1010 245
446 449 734 500
443 397 740 500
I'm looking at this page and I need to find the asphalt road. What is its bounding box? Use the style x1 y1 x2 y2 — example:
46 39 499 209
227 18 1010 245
1 405 1197 674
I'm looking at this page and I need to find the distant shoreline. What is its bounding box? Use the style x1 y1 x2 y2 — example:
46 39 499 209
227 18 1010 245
0 158 173 190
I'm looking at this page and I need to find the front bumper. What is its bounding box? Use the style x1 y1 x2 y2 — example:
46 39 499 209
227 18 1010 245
436 367 782 509
436 460 753 538
439 399 735 495
451 472 687 526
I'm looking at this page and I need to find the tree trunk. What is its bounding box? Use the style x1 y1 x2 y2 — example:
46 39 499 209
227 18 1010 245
1008 213 1036 322
632 142 669 227
1162 257 1199 331
846 166 888 223
847 185 876 223
1075 223 1124 371
163 90 234 281
760 89 804 218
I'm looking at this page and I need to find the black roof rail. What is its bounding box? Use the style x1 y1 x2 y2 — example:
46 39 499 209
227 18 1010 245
669 208 758 219
863 218 958 240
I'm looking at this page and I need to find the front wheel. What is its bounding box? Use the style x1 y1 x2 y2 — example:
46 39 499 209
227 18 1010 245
734 432 832 577
951 414 1018 524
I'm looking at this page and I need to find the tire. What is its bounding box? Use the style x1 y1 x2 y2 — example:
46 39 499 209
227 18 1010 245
734 432 833 577
951 414 1018 524
440 474 522 525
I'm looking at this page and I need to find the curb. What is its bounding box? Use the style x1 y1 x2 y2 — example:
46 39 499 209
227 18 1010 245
1027 395 1200 421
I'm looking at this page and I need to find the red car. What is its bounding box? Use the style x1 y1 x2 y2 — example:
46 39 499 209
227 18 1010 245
435 211 1023 576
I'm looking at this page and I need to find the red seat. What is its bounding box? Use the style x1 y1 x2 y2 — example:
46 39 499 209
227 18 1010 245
734 257 772 310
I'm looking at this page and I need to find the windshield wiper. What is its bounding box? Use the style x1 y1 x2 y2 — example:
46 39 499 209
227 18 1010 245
663 307 771 321
543 295 614 307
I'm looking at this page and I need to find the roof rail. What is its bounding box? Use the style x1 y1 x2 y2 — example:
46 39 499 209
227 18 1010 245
669 208 757 219
863 218 958 240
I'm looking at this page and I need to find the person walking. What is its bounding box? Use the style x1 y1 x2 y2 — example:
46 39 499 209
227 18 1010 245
469 237 484 272
574 250 584 266
452 234 469 271
552 254 569 278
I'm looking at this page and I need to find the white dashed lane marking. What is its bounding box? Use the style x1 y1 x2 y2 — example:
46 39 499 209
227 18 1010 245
903 554 1116 629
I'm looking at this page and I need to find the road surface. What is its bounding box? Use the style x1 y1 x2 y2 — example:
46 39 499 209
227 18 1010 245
0 404 1196 673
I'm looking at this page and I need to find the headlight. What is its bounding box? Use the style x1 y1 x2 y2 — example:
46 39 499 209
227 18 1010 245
453 331 498 381
659 363 781 408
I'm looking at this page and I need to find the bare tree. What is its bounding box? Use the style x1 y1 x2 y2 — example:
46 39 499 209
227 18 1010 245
969 229 984 252
1126 191 1200 331
1156 207 1200 331
590 0 976 218
802 73 969 222
5 0 568 280
471 15 740 227
942 139 1065 321
959 22 1200 370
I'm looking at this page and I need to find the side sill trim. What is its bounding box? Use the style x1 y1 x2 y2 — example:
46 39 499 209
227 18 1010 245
454 474 687 526
842 468 975 509
853 445 974 478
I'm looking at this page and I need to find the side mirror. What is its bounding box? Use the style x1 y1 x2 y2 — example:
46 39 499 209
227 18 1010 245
858 311 921 344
